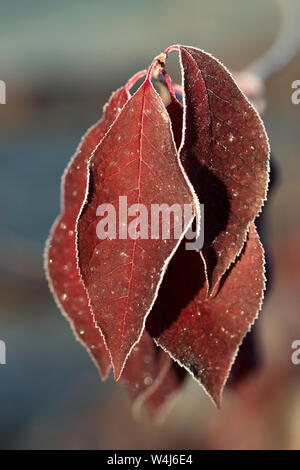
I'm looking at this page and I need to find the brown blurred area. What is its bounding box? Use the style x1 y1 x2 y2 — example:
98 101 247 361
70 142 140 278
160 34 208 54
0 0 300 449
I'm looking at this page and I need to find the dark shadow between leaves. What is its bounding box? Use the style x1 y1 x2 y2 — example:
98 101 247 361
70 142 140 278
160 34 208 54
184 153 231 287
146 240 206 338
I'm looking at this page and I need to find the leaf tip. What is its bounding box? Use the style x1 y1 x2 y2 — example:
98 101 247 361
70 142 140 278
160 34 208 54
111 355 127 382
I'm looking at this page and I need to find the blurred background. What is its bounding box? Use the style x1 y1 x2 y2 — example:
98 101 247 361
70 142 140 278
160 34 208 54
0 0 300 450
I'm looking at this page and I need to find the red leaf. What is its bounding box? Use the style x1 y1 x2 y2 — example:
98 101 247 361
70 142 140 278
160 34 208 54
147 222 265 407
143 361 186 422
177 45 269 293
45 81 134 377
77 73 197 379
